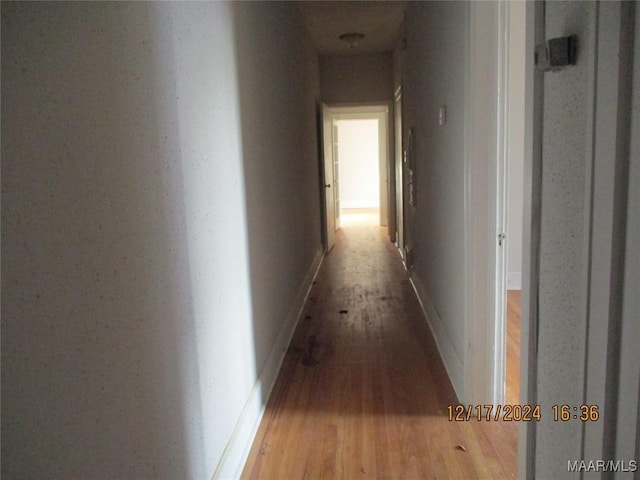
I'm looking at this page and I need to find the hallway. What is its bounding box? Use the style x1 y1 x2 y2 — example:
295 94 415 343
242 219 517 479
3 2 639 477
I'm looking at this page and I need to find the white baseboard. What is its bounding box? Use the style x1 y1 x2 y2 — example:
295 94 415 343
409 273 464 402
341 201 379 209
213 247 325 480
507 271 521 290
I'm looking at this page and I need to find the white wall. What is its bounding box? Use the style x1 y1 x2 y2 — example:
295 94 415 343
506 2 525 291
1 2 322 479
320 53 393 104
401 1 468 396
336 120 380 209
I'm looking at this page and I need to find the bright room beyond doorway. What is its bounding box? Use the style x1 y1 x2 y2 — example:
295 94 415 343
335 119 380 227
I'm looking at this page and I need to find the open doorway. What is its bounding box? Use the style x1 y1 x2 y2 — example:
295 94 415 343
321 105 389 237
335 118 380 227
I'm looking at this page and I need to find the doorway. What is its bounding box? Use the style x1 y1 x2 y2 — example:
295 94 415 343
321 105 390 241
336 118 380 227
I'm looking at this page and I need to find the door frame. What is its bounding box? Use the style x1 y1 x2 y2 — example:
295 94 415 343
464 0 533 411
321 104 391 230
518 1 541 478
393 87 404 255
463 0 510 406
321 103 337 251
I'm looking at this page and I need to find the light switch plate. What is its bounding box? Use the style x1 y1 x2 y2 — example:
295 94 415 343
439 106 446 125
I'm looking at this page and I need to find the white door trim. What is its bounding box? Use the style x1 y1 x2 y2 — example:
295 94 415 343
493 0 510 405
463 0 508 405
322 103 337 251
519 1 543 478
394 87 404 255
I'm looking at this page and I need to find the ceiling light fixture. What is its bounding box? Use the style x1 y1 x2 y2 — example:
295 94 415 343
339 32 365 48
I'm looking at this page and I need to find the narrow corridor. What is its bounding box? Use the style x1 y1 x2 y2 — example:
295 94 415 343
242 218 517 479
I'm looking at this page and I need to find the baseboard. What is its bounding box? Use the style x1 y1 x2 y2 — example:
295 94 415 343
341 201 379 209
409 273 464 402
212 247 325 480
507 271 521 290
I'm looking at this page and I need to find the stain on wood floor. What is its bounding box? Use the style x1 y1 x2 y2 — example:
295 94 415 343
242 220 517 479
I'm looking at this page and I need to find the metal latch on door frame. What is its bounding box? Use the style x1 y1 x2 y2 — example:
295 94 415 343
535 35 577 72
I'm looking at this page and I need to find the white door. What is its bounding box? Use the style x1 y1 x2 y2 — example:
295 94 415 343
394 88 404 254
322 104 337 251
378 115 389 227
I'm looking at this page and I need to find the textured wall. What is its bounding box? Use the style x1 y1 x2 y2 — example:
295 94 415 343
535 2 595 473
1 2 321 478
533 1 639 476
232 2 322 372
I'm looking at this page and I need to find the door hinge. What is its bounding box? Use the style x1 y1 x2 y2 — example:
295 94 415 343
498 233 506 247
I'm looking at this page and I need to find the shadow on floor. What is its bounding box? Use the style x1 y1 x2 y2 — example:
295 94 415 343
268 221 458 417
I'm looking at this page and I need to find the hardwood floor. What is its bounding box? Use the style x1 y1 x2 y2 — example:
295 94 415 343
242 219 518 479
505 291 521 406
340 207 380 226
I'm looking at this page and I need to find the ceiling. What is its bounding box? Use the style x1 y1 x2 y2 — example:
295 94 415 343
297 1 407 55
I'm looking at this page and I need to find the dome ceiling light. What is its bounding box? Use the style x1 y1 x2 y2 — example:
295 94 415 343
338 32 365 48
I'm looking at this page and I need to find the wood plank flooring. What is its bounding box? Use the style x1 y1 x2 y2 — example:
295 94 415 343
242 219 518 479
505 291 521 406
